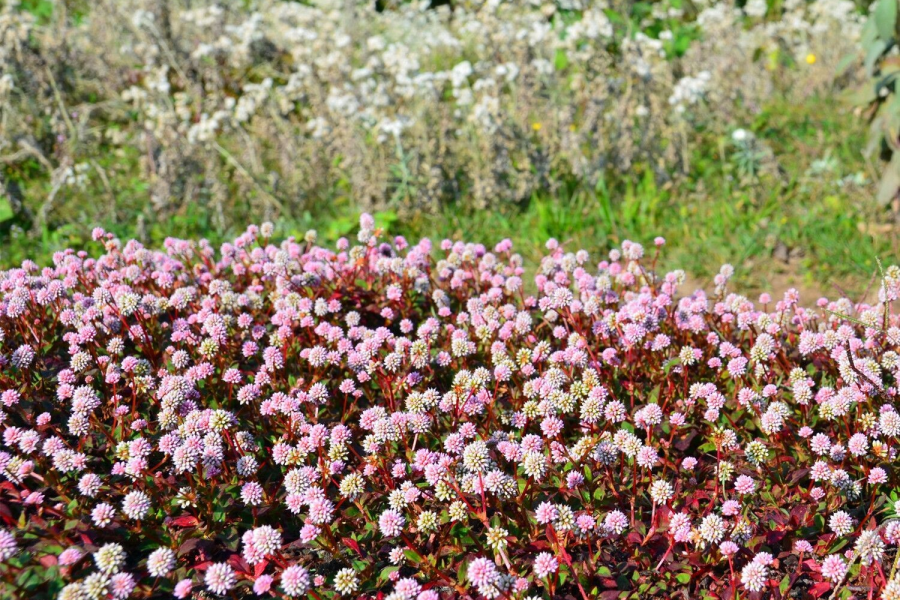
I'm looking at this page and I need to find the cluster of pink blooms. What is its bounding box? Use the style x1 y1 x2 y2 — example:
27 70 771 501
2 218 900 599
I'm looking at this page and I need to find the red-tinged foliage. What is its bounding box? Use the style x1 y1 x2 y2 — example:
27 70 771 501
0 222 897 600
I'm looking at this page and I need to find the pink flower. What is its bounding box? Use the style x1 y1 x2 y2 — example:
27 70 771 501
869 467 888 484
741 562 767 592
299 524 320 544
722 500 741 516
378 509 405 538
205 563 236 595
174 579 193 599
533 552 559 579
281 564 309 596
253 574 274 595
58 547 83 566
604 510 628 535
535 502 559 524
734 475 755 495
753 552 774 567
121 490 150 520
111 572 136 599
566 472 585 489
719 541 738 557
91 503 116 528
23 491 44 505
0 529 15 562
821 555 847 582
467 557 499 588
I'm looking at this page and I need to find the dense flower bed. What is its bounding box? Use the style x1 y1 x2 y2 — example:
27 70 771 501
1 219 899 599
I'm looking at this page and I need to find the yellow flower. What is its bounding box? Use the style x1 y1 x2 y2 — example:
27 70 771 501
532 122 542 131
805 53 816 65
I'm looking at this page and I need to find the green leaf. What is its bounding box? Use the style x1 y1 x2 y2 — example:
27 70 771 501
379 566 400 582
830 537 850 553
663 357 681 374
780 574 791 594
373 210 398 230
835 52 859 78
21 0 54 23
875 0 898 42
843 82 878 107
877 152 900 206
676 573 691 584
457 559 468 584
0 196 12 222
554 49 569 71
865 39 889 75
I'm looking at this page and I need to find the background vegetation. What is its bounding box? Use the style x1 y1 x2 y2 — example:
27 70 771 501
0 0 891 297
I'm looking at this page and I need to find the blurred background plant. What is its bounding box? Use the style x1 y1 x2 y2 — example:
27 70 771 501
0 0 892 296
852 0 900 208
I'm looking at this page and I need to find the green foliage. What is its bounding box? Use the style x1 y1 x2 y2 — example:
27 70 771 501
0 0 885 301
19 0 54 23
0 95 884 298
852 0 900 205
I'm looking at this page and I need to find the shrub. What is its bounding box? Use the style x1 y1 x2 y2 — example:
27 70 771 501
0 219 899 598
0 0 864 236
852 0 900 206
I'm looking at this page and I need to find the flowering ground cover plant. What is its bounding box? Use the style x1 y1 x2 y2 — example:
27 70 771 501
1 218 900 599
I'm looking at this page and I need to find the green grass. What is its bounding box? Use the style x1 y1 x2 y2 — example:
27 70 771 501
0 94 890 301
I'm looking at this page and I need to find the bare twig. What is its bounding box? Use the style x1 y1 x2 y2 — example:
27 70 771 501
213 142 286 214
45 68 78 142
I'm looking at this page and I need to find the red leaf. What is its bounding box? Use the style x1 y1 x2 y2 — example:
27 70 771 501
809 582 832 598
546 525 558 545
766 530 786 545
227 553 250 574
803 558 822 571
171 515 200 528
254 559 268 578
178 538 201 557
192 560 213 571
341 537 364 557
0 507 14 528
39 554 58 568
789 504 809 526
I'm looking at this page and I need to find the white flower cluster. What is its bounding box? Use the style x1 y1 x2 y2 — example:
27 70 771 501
0 0 865 218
